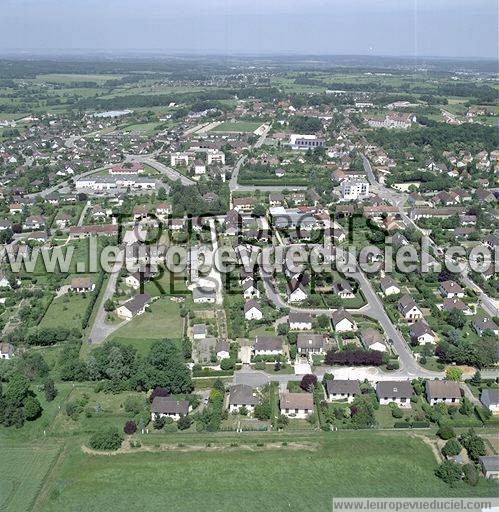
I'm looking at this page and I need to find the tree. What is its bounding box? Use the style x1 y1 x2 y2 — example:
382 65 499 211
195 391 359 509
89 427 124 451
445 309 466 329
254 402 272 421
459 397 474 416
316 315 330 329
459 429 486 462
220 358 235 371
43 379 58 402
300 374 318 392
435 460 462 486
149 386 170 402
103 299 115 312
441 439 461 457
177 415 193 430
124 396 144 415
147 340 193 393
445 367 462 381
462 463 479 486
5 374 31 407
153 416 166 429
470 371 482 386
123 420 137 435
24 396 42 420
350 395 376 429
274 414 289 430
437 425 456 440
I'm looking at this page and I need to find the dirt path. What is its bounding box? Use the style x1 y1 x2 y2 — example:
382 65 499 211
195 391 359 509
410 433 443 463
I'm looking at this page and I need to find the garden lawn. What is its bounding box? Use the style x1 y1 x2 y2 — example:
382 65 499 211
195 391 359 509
108 297 184 342
39 292 92 329
39 432 497 512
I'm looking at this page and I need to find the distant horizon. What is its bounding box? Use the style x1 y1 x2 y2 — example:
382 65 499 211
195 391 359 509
0 49 496 62
0 0 496 60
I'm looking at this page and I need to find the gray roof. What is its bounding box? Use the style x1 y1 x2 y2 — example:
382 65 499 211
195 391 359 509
480 388 499 407
254 336 284 352
380 276 399 292
151 396 189 415
326 379 360 396
279 392 314 410
479 456 499 472
297 334 325 350
121 293 150 314
425 380 461 400
409 320 435 339
331 308 355 328
192 288 216 301
0 342 14 356
360 328 384 347
376 380 414 399
229 384 259 406
289 311 313 324
398 294 418 315
192 324 207 336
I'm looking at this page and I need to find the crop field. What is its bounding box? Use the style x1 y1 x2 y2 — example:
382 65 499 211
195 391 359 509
34 73 122 83
211 121 263 133
0 442 60 512
35 432 497 512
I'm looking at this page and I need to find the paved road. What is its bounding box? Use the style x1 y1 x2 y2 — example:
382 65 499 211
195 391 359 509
77 201 91 227
130 156 195 186
88 252 126 344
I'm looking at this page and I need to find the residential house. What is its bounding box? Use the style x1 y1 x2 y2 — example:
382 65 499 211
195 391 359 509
380 276 400 296
228 384 259 414
376 381 414 407
151 396 190 422
70 277 94 293
478 457 499 479
253 336 284 357
192 287 216 304
232 197 254 213
244 299 263 321
442 298 470 314
192 324 207 340
409 320 436 345
296 333 326 356
289 311 313 330
439 280 465 299
425 380 461 406
215 340 230 360
360 328 386 352
326 379 360 403
331 309 357 332
332 279 355 299
116 293 150 320
0 342 14 360
398 295 423 323
242 278 260 299
279 392 314 419
286 278 308 303
472 316 499 336
480 389 499 415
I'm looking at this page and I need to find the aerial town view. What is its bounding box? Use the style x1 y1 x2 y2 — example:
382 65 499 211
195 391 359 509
0 1 497 511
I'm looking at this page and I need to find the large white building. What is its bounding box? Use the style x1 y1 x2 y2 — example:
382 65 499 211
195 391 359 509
340 179 370 200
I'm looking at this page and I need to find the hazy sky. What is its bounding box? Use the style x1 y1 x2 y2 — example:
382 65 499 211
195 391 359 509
1 0 497 58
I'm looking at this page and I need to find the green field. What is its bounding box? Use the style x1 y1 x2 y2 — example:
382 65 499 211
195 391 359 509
0 442 60 512
211 121 263 133
40 291 92 329
34 73 122 83
35 432 497 512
